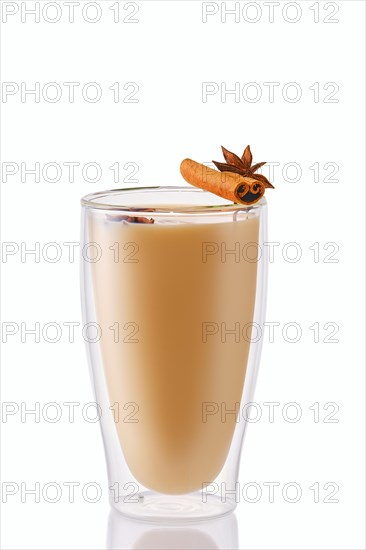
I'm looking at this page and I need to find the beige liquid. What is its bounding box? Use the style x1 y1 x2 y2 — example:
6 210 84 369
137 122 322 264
89 211 259 494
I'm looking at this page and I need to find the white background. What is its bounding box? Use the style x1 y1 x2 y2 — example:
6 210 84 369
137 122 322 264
1 1 365 549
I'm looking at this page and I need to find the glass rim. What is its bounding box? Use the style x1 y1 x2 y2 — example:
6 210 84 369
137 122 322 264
81 186 267 214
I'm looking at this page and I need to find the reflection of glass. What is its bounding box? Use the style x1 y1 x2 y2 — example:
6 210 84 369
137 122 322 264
107 508 239 550
81 187 268 521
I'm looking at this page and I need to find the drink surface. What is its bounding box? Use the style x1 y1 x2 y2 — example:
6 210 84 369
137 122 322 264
89 213 259 494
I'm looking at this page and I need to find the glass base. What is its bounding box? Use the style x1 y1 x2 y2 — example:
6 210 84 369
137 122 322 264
110 491 236 522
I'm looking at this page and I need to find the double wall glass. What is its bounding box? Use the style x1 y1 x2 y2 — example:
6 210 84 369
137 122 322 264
80 187 267 521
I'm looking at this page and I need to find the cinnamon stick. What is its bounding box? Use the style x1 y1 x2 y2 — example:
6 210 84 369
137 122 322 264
180 159 265 205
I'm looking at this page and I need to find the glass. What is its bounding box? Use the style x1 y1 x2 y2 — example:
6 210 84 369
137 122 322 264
80 186 268 521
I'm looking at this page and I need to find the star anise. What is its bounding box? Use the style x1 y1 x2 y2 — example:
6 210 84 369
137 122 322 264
106 208 155 224
120 216 154 223
213 145 274 188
